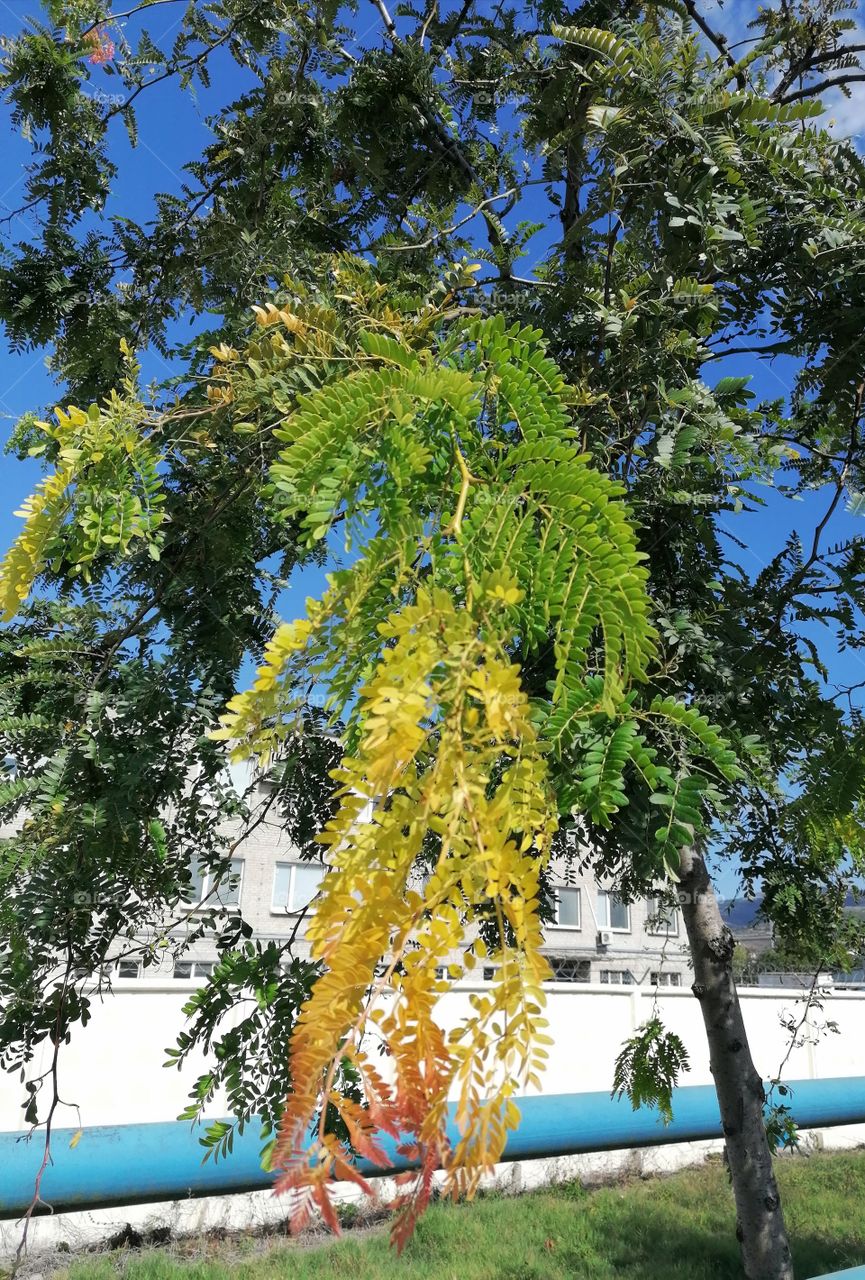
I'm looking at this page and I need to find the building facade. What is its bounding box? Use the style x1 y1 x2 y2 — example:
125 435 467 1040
112 806 693 989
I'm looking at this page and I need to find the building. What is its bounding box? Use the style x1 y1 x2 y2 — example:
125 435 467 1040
111 806 693 990
539 857 691 988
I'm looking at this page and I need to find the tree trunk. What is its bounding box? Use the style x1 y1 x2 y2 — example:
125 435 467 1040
678 846 794 1280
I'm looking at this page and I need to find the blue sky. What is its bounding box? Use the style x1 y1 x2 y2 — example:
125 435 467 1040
0 4 245 494
2 3 865 899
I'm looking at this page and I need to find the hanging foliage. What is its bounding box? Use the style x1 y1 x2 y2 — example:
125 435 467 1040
0 342 163 619
202 265 738 1241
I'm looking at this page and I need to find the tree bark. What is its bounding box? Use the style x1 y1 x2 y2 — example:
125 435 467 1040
678 846 794 1280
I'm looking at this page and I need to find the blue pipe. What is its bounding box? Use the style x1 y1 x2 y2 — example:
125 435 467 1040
1 1076 864 1218
811 1271 865 1280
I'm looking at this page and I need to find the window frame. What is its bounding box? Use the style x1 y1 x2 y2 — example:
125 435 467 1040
650 971 682 988
547 955 591 984
272 860 326 915
599 968 635 986
597 889 631 933
218 858 244 907
182 857 244 909
645 893 680 937
550 885 582 930
172 960 215 980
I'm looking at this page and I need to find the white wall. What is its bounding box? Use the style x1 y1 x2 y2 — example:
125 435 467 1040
2 981 863 1258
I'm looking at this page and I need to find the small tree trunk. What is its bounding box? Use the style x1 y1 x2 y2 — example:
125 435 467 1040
678 846 794 1280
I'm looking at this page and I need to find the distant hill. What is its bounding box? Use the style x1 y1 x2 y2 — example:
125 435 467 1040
719 890 865 929
719 897 765 930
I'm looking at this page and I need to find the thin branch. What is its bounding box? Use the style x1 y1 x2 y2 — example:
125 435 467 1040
12 952 75 1274
772 41 818 102
381 188 516 251
436 0 474 48
0 195 45 227
683 0 746 89
79 0 184 39
779 72 865 105
560 135 583 255
479 273 554 289
103 17 243 122
801 43 865 69
761 434 846 464
770 966 826 1086
90 469 258 687
418 0 438 48
603 207 625 308
800 393 862 571
831 676 865 711
703 337 798 360
753 380 865 655
366 0 512 277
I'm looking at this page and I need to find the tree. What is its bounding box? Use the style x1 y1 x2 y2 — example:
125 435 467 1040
4 4 865 1278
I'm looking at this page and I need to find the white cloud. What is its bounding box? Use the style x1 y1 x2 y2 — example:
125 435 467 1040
823 77 865 139
691 2 865 140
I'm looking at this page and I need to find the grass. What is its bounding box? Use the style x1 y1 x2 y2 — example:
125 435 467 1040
58 1151 865 1280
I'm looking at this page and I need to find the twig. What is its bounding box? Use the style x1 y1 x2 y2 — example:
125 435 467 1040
79 0 184 39
703 337 796 360
752 380 864 655
777 969 820 1079
382 189 516 252
12 953 75 1274
103 16 244 122
436 0 474 48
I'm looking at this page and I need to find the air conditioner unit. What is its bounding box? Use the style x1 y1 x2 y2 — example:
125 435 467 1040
597 929 613 947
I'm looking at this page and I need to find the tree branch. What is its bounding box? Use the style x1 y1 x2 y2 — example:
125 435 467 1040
366 0 512 277
683 0 746 89
753 380 865 655
703 337 797 360
103 16 243 122
79 0 184 40
436 0 475 48
779 72 865 105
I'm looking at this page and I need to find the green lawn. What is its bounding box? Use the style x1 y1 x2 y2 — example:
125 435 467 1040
61 1151 865 1280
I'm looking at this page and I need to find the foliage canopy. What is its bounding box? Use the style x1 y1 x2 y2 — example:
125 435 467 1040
3 0 865 1255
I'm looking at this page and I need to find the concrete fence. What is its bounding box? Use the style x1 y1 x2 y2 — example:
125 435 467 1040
2 980 864 1257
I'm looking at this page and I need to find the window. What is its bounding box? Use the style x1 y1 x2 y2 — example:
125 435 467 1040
115 959 142 979
651 971 682 988
183 858 244 908
218 862 243 907
547 956 591 983
272 861 326 914
551 886 581 929
185 862 207 905
646 894 680 936
597 890 630 932
600 969 634 985
173 960 215 979
482 966 497 981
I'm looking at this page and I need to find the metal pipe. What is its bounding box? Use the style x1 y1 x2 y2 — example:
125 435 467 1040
811 1270 865 1280
1 1076 864 1218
